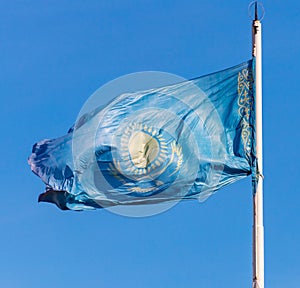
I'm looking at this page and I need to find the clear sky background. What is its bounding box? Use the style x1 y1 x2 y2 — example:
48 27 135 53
1 0 299 287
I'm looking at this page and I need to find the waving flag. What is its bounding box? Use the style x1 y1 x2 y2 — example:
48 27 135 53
28 60 255 211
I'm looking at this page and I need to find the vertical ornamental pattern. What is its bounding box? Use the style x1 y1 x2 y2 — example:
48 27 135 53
238 68 254 156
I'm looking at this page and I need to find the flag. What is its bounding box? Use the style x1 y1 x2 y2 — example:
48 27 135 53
28 60 255 211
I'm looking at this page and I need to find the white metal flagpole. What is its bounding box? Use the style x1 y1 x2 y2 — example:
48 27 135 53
252 2 264 288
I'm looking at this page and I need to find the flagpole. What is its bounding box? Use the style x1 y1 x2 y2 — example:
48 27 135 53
252 2 264 288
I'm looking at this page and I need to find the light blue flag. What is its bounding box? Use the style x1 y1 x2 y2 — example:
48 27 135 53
28 60 256 211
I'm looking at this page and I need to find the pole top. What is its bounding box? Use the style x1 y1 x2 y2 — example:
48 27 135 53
248 1 265 21
255 2 258 20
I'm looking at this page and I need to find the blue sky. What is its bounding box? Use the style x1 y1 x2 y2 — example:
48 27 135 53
1 0 299 287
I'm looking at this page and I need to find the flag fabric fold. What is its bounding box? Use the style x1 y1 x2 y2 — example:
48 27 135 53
28 60 255 211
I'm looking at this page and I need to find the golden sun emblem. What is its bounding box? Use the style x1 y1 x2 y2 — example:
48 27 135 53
108 122 183 194
128 131 159 169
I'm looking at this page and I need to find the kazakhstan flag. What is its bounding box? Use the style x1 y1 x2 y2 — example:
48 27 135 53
28 60 256 211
